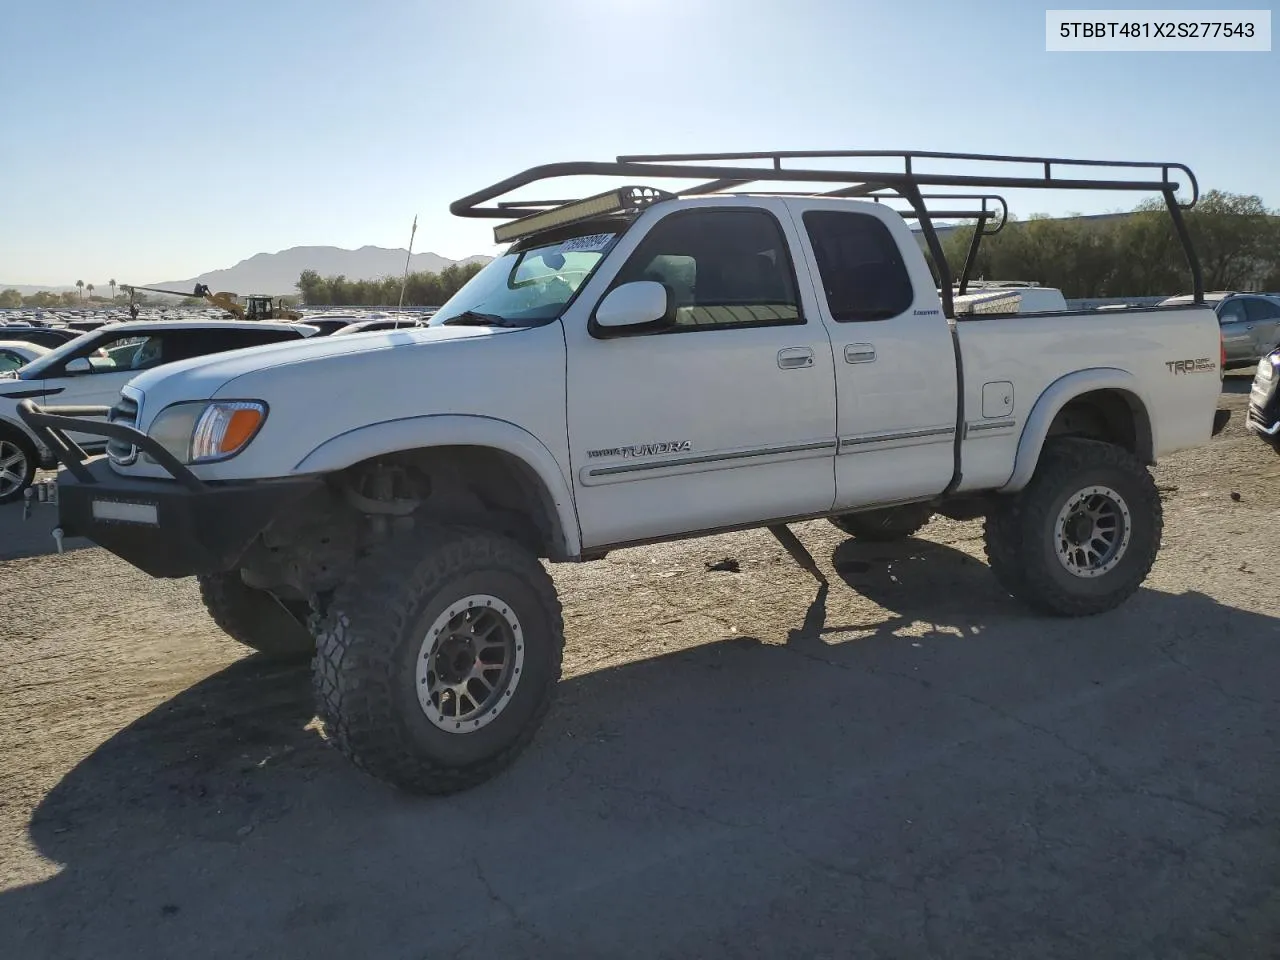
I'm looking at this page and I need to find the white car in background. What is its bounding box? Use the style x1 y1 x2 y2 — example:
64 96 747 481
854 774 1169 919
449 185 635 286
0 319 318 503
0 341 52 375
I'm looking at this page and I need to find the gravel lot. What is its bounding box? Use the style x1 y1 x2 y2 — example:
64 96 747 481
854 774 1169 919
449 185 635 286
1 376 1277 960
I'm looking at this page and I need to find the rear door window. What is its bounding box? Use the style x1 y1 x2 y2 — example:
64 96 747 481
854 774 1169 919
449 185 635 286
801 211 915 321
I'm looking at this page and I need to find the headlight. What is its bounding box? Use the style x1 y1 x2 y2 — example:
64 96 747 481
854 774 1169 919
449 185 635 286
1259 358 1274 381
146 400 268 464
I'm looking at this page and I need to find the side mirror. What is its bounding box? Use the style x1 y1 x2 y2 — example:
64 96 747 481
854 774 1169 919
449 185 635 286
593 281 674 335
64 357 92 375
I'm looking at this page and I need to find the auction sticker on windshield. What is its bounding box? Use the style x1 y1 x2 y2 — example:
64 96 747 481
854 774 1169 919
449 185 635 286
560 233 616 253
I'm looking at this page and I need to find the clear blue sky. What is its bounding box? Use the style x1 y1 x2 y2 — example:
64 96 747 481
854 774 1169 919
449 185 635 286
1 0 1275 286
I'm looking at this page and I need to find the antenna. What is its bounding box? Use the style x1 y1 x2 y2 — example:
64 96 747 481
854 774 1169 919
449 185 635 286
398 214 418 311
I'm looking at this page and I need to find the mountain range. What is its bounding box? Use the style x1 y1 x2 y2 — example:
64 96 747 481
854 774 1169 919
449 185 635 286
2 246 493 299
146 246 493 296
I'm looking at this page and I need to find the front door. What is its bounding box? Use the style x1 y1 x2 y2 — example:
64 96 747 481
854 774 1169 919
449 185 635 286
564 202 838 548
52 332 170 446
1218 298 1253 365
784 201 959 510
1243 296 1280 360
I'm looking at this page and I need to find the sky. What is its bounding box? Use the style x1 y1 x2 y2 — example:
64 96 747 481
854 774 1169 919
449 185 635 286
1 0 1276 286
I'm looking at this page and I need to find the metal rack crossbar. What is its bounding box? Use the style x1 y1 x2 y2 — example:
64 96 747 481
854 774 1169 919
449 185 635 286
449 150 1203 315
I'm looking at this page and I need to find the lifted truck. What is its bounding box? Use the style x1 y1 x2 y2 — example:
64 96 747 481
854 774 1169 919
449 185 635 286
20 149 1232 796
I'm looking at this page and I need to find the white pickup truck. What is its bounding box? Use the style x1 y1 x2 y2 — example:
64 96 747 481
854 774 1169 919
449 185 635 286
20 150 1232 796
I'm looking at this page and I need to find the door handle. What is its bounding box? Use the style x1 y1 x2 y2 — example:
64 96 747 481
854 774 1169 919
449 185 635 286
844 343 876 364
777 347 814 369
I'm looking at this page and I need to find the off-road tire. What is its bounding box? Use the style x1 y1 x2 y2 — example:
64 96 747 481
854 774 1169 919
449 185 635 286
830 503 934 542
312 526 564 795
198 572 316 660
983 438 1162 617
0 429 37 505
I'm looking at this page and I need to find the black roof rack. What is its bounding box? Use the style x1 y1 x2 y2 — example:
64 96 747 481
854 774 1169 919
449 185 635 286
450 150 1203 315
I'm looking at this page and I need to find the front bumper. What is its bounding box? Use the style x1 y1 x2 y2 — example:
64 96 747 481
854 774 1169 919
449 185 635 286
16 399 321 578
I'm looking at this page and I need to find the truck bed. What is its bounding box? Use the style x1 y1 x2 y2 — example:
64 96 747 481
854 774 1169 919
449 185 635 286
954 303 1223 492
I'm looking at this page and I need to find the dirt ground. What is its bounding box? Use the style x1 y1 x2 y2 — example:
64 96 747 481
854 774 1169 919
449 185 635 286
1 376 1277 960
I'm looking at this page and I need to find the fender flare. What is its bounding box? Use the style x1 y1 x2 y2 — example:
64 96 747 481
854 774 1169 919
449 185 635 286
292 414 582 557
0 413 42 450
999 368 1155 492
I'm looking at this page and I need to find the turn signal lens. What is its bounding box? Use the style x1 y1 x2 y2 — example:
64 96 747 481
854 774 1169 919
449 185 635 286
190 401 267 462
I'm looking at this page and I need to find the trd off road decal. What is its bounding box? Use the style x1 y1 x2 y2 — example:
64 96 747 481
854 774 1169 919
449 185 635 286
587 440 692 460
1165 358 1216 374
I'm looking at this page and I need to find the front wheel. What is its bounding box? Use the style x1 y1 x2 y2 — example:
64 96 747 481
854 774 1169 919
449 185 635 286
0 432 37 505
312 526 564 795
983 438 1162 617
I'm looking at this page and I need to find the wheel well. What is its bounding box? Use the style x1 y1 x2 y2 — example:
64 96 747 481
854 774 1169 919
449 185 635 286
238 445 570 600
1045 389 1152 463
332 445 567 559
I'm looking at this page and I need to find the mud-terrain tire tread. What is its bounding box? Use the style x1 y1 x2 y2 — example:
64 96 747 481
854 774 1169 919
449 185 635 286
982 437 1162 617
312 526 564 795
198 573 316 659
830 504 934 542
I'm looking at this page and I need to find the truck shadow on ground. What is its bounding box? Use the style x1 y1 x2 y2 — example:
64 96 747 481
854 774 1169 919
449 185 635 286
5 541 1280 959
780 534 1011 652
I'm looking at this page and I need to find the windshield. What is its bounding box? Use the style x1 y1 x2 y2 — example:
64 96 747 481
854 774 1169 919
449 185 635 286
428 229 619 327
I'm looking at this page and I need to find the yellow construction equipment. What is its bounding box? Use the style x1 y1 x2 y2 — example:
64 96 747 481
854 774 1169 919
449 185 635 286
123 284 301 321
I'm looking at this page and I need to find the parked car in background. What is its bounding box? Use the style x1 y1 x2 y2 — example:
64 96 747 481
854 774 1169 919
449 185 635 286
331 318 427 336
1247 347 1280 451
0 319 319 503
1160 292 1280 369
0 341 52 374
0 326 84 349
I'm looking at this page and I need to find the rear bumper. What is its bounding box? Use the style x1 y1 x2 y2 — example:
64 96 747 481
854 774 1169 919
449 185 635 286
16 399 321 578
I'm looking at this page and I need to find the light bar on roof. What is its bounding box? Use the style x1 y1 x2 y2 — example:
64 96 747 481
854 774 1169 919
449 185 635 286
492 186 670 244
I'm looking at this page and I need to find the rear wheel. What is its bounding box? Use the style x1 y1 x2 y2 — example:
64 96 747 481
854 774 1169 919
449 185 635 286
198 572 316 660
983 438 1161 616
0 431 37 505
830 503 934 542
312 526 564 795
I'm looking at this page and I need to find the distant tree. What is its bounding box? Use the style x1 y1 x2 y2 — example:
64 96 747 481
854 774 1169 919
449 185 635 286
109 278 117 300
86 283 95 299
936 189 1280 298
0 288 23 308
296 262 484 307
76 280 84 301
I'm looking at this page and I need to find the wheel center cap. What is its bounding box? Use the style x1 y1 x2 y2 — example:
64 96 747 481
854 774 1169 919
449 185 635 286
1065 512 1094 545
436 636 476 683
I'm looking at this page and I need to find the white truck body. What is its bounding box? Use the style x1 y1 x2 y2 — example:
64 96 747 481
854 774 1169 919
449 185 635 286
111 194 1220 554
18 149 1232 796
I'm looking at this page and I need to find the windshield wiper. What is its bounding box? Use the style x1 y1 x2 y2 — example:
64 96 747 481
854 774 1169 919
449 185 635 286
439 310 518 327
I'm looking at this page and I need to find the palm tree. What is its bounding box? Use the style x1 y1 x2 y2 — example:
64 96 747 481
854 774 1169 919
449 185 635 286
109 278 117 301
87 283 96 301
76 280 84 301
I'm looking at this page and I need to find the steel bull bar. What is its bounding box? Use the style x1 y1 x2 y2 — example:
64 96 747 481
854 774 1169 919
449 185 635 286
14 399 320 577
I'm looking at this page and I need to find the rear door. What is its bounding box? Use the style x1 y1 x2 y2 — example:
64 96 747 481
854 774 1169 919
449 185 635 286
1243 296 1280 360
784 201 958 510
1218 298 1253 365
